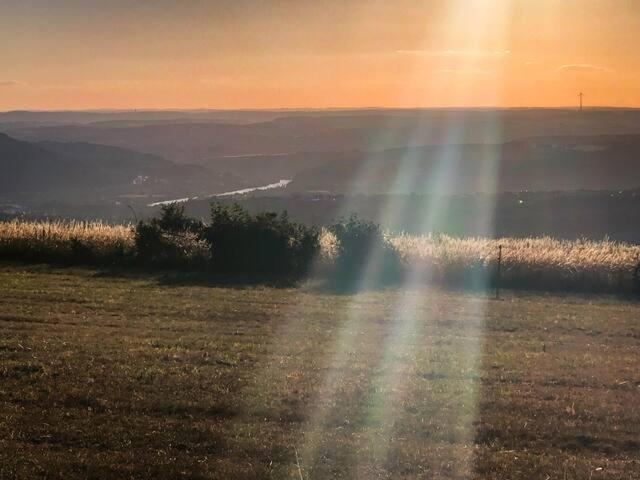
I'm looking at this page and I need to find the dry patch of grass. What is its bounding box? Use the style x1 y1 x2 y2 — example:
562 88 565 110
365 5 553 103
0 264 638 479
390 233 640 291
0 220 134 264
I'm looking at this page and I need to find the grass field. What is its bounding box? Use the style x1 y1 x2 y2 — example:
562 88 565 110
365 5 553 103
1 263 639 479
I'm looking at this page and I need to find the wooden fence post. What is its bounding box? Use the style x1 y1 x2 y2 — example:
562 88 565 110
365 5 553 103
495 244 503 299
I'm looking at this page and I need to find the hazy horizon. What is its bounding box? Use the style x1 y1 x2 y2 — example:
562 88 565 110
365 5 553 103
3 106 640 114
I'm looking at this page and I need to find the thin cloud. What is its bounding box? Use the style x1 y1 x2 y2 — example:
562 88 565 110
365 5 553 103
556 64 613 73
0 80 24 86
397 49 511 57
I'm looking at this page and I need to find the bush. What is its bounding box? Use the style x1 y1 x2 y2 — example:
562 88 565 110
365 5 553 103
135 204 209 268
329 215 402 290
154 203 204 234
135 203 319 278
205 203 319 278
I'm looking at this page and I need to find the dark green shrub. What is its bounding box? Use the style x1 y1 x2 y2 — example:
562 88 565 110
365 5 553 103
135 203 319 278
135 204 208 268
329 215 402 290
205 203 319 278
154 203 204 234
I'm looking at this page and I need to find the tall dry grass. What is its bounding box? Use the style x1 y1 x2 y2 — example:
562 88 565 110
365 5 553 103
321 229 640 292
1 220 639 292
0 220 135 265
390 233 640 292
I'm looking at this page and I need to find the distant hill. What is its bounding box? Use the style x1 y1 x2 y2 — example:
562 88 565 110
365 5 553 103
0 133 242 200
4 109 640 241
0 133 84 196
4 109 640 215
7 109 640 166
287 135 640 194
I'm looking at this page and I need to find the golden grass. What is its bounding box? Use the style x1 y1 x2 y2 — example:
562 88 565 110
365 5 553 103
321 229 640 291
391 233 640 275
0 219 133 245
2 220 639 291
0 220 135 263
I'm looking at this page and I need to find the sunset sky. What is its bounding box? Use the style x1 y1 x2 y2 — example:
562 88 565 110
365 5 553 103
1 0 639 110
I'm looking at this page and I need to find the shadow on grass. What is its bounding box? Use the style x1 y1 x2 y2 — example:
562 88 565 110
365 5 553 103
92 266 299 289
3 259 640 299
0 259 297 290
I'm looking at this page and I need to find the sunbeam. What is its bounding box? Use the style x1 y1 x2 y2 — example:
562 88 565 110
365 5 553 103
289 0 512 475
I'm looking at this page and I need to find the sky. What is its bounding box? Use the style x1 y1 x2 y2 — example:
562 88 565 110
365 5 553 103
1 0 639 110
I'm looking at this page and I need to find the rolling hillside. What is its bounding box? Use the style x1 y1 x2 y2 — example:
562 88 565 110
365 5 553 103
8 109 640 166
0 133 242 200
287 135 640 194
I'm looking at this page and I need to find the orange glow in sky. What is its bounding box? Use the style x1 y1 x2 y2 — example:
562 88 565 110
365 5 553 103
1 0 639 110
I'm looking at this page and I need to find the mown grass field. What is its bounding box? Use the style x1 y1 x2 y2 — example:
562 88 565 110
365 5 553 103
1 263 639 479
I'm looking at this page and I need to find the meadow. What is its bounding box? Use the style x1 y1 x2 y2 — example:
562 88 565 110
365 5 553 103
1 219 639 293
0 263 638 479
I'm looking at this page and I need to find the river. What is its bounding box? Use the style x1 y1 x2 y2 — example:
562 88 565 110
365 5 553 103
147 179 291 207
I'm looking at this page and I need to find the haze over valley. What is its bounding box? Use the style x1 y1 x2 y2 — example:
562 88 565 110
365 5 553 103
2 108 640 240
